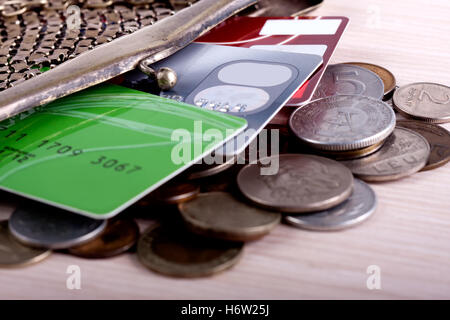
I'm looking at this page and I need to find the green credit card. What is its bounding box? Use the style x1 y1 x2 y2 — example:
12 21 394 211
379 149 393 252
0 84 247 218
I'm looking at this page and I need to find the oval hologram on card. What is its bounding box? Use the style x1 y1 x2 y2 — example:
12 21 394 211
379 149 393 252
218 62 293 87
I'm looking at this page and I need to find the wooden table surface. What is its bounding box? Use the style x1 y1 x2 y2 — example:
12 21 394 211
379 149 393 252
1 0 450 299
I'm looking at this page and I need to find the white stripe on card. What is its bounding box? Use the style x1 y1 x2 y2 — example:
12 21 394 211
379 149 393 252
259 19 341 35
250 44 328 57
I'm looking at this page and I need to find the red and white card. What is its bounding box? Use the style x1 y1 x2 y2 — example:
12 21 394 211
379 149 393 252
197 16 349 107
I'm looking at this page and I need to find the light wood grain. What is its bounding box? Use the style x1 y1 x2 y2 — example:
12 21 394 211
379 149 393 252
1 0 450 299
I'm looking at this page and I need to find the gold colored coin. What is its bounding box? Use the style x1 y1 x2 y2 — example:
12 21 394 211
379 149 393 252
344 62 397 97
396 120 450 171
0 220 51 268
137 224 243 278
183 156 236 180
179 192 281 242
316 140 385 160
199 166 241 193
147 181 200 205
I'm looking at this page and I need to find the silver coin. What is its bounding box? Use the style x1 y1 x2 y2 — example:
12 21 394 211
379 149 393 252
284 179 376 231
237 154 354 213
393 82 450 123
341 127 430 182
290 95 396 151
9 205 107 249
312 64 384 100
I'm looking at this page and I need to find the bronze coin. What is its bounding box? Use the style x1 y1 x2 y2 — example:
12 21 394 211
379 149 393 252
179 192 281 242
396 120 450 170
147 181 200 204
68 219 139 259
200 166 240 193
264 123 292 142
183 156 236 180
237 154 354 213
201 177 233 193
341 127 430 181
0 220 51 268
129 202 182 221
344 62 397 97
268 106 295 126
137 224 243 278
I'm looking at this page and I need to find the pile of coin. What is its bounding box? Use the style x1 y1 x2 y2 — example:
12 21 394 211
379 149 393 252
0 203 140 267
288 63 450 182
132 62 449 277
1 62 449 279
